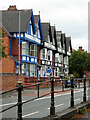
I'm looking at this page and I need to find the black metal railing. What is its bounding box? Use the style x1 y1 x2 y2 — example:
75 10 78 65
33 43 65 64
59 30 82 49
0 77 90 120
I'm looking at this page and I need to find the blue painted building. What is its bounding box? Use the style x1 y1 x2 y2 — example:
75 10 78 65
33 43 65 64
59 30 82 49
1 6 43 78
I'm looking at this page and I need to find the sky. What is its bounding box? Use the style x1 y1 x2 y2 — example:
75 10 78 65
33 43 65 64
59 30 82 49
0 0 89 51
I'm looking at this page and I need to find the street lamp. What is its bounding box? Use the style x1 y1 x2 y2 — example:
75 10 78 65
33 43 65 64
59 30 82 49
70 74 74 107
83 74 86 102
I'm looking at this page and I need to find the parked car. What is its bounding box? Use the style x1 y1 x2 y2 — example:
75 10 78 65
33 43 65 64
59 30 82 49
65 79 77 88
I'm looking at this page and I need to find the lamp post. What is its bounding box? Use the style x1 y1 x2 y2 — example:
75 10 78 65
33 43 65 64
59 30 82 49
50 76 55 115
70 74 74 107
17 11 23 120
37 65 41 98
83 75 86 102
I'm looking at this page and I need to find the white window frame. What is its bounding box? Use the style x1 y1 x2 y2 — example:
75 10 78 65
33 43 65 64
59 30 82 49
30 64 37 77
30 44 37 57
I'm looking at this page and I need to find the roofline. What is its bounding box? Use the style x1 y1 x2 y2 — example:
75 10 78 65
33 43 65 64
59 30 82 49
0 23 13 37
0 9 32 12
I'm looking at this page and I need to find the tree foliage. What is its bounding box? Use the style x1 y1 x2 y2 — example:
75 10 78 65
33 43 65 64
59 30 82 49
0 31 7 60
87 54 90 71
69 50 88 78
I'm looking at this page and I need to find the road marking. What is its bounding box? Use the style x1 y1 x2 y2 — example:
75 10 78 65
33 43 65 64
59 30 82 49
0 89 85 106
0 100 25 107
22 111 39 118
74 98 81 101
55 103 64 108
48 103 64 109
0 102 17 106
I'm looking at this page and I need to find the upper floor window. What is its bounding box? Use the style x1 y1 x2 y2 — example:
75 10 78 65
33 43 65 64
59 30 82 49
22 42 29 55
47 50 52 61
55 53 59 62
41 48 47 60
30 44 37 57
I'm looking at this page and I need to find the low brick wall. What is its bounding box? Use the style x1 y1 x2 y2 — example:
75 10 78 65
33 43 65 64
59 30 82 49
0 73 24 91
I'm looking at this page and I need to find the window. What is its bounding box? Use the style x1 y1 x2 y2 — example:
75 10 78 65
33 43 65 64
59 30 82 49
30 44 37 57
55 53 59 62
47 50 52 61
40 66 46 77
41 48 47 59
64 56 68 64
22 63 29 76
22 42 29 55
54 68 59 77
30 64 37 77
47 51 50 61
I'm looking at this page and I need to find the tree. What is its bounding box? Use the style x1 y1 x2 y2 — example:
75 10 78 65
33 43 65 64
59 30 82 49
87 54 90 71
69 50 88 78
0 31 7 60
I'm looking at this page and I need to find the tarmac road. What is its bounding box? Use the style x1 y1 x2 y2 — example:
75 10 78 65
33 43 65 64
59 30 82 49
0 87 90 119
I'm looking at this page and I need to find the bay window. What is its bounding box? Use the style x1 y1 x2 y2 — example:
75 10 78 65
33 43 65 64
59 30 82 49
22 63 29 76
41 48 47 60
30 64 37 77
22 42 29 55
54 68 59 77
30 44 37 57
47 50 52 61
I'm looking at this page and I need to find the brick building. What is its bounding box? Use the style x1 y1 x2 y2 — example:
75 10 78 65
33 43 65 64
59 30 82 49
0 6 72 90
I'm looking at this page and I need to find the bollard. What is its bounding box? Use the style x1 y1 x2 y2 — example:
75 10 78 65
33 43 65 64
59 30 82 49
70 75 74 107
83 75 86 102
37 84 39 98
50 77 55 115
17 81 23 120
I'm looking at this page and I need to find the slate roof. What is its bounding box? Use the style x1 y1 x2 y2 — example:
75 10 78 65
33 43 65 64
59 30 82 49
0 10 32 32
41 23 50 41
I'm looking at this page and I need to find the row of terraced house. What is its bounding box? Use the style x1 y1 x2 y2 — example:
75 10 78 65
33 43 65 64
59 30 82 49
0 6 72 90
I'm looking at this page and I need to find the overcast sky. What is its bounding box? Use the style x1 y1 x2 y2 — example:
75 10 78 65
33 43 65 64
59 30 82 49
0 0 89 51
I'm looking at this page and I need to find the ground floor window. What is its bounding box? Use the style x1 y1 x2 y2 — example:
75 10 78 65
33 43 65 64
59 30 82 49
30 64 37 77
54 68 59 77
22 63 29 76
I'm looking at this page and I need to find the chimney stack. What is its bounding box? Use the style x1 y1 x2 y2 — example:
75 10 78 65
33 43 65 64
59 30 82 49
8 5 17 11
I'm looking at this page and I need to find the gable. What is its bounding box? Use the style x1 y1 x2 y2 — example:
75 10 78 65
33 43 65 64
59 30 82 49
1 10 32 33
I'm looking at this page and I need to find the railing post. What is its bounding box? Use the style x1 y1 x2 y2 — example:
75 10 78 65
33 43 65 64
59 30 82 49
17 81 23 120
37 84 39 98
50 77 55 115
70 74 74 107
62 75 64 91
83 75 86 102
